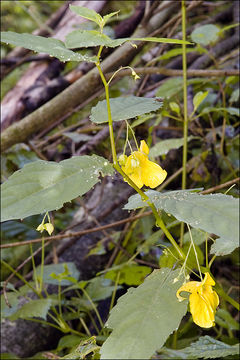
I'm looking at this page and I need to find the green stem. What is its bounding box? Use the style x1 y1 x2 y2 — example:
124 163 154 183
1 260 41 298
39 237 45 293
180 0 189 246
81 287 104 329
95 61 184 261
29 243 39 292
214 283 240 311
96 62 118 165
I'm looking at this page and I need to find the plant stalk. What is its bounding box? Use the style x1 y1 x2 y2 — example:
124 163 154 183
180 0 188 246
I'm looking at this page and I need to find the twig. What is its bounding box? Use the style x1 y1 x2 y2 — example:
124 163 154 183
0 212 152 249
201 178 240 194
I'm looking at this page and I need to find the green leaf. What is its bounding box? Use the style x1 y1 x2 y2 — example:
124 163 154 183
100 268 187 359
202 107 240 116
105 264 151 286
65 31 192 49
65 32 193 51
0 31 97 62
63 132 92 143
1 292 19 318
103 11 120 25
90 97 163 124
193 91 209 112
215 308 240 331
86 277 120 301
230 88 239 103
156 77 205 98
159 46 204 60
124 190 239 256
149 136 197 158
57 335 82 351
160 243 204 269
69 5 103 27
1 155 114 222
183 228 206 246
34 262 80 286
182 336 240 359
169 102 180 115
61 336 100 359
131 36 192 45
9 298 52 321
191 24 220 46
65 29 125 49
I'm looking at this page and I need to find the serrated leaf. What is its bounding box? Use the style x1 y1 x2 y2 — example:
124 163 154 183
0 32 97 62
9 298 52 321
149 136 197 158
193 91 209 112
124 190 239 256
34 262 80 286
182 336 239 359
100 268 187 359
103 11 120 25
1 155 114 222
90 97 162 124
191 24 220 46
69 5 102 26
65 30 192 50
65 29 125 49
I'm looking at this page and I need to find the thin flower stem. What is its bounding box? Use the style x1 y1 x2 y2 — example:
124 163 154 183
214 282 240 311
180 0 189 247
96 58 185 261
29 243 39 292
109 271 120 313
1 260 41 298
96 63 118 165
81 287 104 329
187 224 202 280
39 237 45 293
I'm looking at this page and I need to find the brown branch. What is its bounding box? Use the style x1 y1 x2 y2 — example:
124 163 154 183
1 2 177 152
0 212 152 249
201 177 240 194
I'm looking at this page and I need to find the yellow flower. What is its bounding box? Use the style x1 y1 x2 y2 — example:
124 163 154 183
176 272 219 328
36 222 54 236
120 140 167 189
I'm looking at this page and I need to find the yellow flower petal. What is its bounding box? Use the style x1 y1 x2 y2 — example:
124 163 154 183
141 159 167 188
36 223 45 233
140 140 149 155
122 153 144 188
189 292 216 328
176 272 219 328
202 272 215 286
176 280 201 301
121 140 167 189
44 223 54 236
